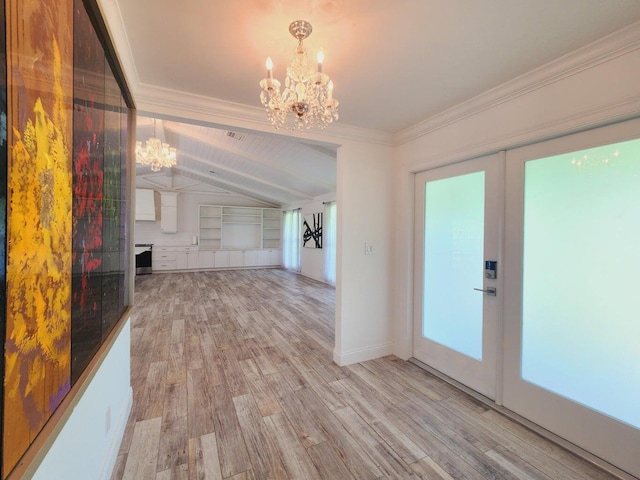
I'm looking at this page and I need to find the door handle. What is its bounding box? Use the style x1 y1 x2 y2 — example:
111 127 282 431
474 287 497 296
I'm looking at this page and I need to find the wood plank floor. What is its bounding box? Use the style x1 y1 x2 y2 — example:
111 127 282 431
112 269 620 480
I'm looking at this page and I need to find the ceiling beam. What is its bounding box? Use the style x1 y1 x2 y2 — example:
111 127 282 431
182 151 313 201
135 175 169 190
167 122 335 191
136 168 233 195
174 165 282 207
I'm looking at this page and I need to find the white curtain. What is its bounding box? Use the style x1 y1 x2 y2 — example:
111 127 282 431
283 209 301 271
323 202 337 285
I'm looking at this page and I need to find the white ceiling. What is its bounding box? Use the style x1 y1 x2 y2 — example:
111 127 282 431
135 117 336 207
109 0 640 204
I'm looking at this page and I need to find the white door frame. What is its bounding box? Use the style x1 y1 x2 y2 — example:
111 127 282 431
412 153 505 401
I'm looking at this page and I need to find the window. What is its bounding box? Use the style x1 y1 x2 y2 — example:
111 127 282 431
283 209 301 271
323 202 336 285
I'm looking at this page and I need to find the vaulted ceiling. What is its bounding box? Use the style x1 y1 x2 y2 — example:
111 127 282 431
102 0 640 205
135 117 336 207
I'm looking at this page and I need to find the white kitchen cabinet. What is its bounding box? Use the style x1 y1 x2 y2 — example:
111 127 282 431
268 249 282 266
214 251 230 268
152 260 175 271
153 246 203 271
257 250 270 266
243 250 258 267
198 250 214 269
175 251 187 270
174 246 199 270
160 207 177 233
194 205 282 271
152 204 282 273
135 188 156 221
151 246 279 272
256 249 281 266
160 192 179 233
229 250 243 267
153 246 176 271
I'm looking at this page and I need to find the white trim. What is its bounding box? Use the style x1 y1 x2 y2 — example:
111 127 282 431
95 0 141 95
94 2 640 150
96 0 392 146
134 83 393 146
100 386 133 480
333 343 393 366
395 21 640 146
97 0 640 152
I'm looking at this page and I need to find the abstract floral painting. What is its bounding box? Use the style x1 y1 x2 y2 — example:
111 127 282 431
1 0 131 477
2 0 73 474
71 0 105 384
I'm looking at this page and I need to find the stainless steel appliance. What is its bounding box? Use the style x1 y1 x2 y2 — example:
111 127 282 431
134 244 153 275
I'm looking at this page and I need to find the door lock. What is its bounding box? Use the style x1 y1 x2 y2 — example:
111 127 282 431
473 286 497 296
485 260 498 279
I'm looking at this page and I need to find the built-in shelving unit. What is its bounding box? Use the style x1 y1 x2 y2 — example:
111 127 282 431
198 205 282 251
198 205 222 250
262 208 282 249
221 207 262 250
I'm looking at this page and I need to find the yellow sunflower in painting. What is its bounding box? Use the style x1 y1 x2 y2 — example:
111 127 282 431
3 36 72 453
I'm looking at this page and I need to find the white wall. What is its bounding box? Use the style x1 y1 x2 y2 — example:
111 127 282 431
134 192 270 246
334 141 394 365
391 24 640 359
31 320 132 480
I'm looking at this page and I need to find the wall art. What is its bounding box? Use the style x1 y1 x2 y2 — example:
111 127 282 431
1 0 132 476
303 212 323 248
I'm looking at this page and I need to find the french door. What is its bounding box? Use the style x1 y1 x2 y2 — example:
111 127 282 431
412 118 640 478
503 119 640 477
413 154 503 400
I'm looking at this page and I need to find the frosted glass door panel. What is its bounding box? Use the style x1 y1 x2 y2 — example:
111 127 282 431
522 139 640 429
413 154 501 399
423 172 485 360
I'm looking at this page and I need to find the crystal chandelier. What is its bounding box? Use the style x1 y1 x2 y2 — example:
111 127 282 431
259 20 339 131
135 119 177 172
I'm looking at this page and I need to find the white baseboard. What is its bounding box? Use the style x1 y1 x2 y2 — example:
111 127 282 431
333 343 393 366
100 386 133 480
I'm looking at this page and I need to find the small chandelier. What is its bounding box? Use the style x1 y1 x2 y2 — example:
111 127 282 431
259 20 339 131
135 119 177 172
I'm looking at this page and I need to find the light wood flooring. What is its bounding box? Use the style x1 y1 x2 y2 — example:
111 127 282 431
112 268 619 480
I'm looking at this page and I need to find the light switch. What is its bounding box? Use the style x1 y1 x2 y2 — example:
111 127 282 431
365 242 374 255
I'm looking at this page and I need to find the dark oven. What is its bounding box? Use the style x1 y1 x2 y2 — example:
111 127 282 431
135 244 153 275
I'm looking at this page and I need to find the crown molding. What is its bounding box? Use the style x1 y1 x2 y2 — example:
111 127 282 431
404 90 640 175
394 21 640 146
95 0 141 96
96 2 391 146
134 82 393 147
98 0 639 150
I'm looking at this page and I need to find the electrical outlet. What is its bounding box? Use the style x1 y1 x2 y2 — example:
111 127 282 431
364 242 374 255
